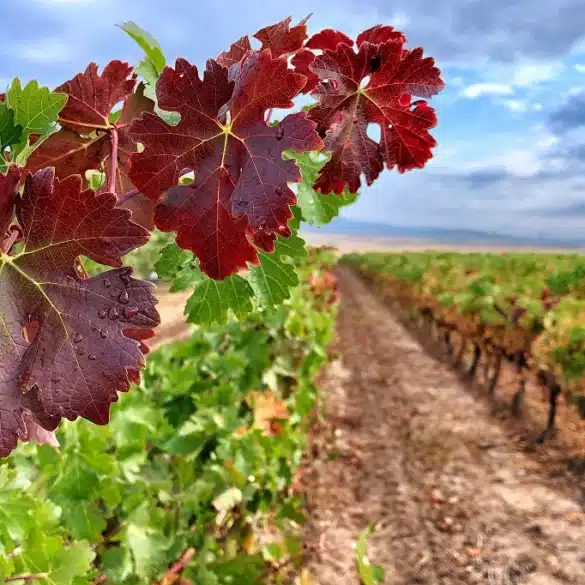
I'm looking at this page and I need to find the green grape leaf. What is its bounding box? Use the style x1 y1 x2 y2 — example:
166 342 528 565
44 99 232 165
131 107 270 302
61 502 107 541
155 243 198 291
101 547 134 583
127 524 171 580
247 234 307 307
285 151 358 225
0 103 23 153
119 21 166 76
21 533 94 585
185 275 254 326
5 79 67 134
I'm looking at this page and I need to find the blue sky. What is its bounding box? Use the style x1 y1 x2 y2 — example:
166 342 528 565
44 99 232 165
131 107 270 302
2 0 585 237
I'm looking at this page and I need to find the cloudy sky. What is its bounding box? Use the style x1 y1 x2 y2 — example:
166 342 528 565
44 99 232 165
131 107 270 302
2 0 585 237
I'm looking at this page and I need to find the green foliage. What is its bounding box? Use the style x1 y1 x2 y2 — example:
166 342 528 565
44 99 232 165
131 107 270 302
356 525 385 585
286 151 358 225
0 251 339 584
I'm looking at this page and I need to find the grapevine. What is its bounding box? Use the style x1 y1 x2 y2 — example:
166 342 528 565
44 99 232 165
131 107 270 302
344 251 585 439
0 17 444 456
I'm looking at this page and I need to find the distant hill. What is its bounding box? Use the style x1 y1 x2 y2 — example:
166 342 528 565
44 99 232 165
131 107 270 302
303 218 585 249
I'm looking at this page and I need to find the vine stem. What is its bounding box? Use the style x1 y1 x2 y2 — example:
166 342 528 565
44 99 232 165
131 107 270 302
118 188 138 205
107 127 119 195
1 227 20 254
159 547 196 585
4 573 48 582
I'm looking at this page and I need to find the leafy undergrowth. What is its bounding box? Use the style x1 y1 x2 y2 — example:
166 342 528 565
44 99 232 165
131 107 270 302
0 250 339 584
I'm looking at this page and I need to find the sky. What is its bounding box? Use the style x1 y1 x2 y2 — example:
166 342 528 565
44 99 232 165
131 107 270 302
2 0 585 238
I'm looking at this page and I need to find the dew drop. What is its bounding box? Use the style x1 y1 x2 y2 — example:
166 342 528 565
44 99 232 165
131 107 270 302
118 290 130 305
99 330 107 339
120 270 131 286
104 278 111 288
108 307 120 320
88 354 96 361
124 306 139 319
275 125 284 140
98 309 107 319
275 187 284 197
77 348 85 356
72 332 83 343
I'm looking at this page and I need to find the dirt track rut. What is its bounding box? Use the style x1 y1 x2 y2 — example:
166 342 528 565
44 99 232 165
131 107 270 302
303 266 585 585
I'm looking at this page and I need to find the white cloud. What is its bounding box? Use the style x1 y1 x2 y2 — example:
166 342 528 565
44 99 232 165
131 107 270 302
575 64 585 73
503 99 527 112
511 61 564 86
16 38 71 63
462 83 514 98
536 135 559 148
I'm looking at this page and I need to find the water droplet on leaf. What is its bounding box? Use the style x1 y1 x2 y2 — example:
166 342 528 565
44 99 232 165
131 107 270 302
108 307 120 320
104 278 111 288
120 270 131 286
118 290 129 304
275 125 284 140
98 309 107 319
88 354 96 361
124 306 139 319
72 332 83 343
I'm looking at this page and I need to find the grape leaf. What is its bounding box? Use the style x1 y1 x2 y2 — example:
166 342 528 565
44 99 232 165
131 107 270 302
5 79 67 135
128 52 323 280
306 25 445 193
218 16 310 69
0 103 23 154
0 168 159 457
185 274 254 326
0 166 19 239
21 534 95 585
119 21 165 77
23 62 152 203
217 36 252 68
254 16 310 58
247 234 306 307
284 151 357 224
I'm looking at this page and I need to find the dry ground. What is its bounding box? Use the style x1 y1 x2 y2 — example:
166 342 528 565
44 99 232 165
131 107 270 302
301 266 585 585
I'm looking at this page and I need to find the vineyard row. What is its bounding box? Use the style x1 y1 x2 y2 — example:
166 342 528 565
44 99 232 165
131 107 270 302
343 251 585 440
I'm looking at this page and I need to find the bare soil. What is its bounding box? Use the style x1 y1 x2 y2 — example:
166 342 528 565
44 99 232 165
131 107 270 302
301 266 585 585
148 285 192 351
304 233 583 256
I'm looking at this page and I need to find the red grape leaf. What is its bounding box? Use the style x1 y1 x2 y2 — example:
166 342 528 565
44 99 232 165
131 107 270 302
128 52 322 280
0 168 159 457
0 166 19 238
56 61 135 133
307 25 444 193
253 15 310 58
218 16 311 70
217 36 252 68
305 29 353 51
24 63 152 204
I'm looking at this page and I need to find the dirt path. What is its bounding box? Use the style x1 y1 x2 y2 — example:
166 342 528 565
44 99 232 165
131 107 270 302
149 285 192 351
303 266 585 585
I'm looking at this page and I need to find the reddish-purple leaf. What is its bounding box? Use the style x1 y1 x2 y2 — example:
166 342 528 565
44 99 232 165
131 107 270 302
56 61 135 133
129 52 322 280
217 36 253 68
0 168 159 457
253 15 310 58
306 26 445 193
0 166 19 237
305 29 353 51
24 64 152 214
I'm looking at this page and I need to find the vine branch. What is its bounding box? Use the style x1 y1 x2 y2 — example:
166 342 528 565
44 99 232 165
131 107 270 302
107 127 119 195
